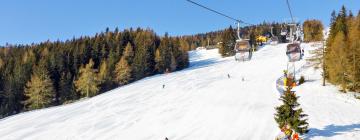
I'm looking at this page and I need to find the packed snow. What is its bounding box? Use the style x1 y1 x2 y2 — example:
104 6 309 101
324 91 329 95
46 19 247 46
0 43 359 140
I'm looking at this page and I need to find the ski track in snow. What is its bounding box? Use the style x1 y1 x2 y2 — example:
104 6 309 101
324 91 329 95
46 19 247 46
0 44 359 140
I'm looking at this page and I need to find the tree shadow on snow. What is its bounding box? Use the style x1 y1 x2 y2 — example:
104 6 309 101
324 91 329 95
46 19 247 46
186 58 224 71
305 123 360 139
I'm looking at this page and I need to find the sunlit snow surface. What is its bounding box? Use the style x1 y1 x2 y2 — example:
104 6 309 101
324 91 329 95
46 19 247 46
0 43 359 140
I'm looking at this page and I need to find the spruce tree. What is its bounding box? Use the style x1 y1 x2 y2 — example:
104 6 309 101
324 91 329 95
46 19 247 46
220 26 236 56
274 77 309 134
114 56 132 85
170 53 177 72
59 72 77 104
108 48 119 76
2 76 19 116
74 59 100 97
133 36 148 80
337 6 348 36
159 35 172 70
24 68 55 110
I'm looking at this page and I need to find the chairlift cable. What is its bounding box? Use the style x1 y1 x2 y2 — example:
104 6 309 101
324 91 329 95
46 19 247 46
186 0 253 26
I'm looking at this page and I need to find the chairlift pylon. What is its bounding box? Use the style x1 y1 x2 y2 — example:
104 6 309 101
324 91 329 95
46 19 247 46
284 0 302 83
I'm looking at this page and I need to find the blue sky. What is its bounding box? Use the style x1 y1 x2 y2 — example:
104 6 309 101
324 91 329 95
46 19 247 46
0 0 359 45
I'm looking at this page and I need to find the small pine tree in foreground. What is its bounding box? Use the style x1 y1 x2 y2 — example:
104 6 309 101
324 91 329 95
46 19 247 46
275 77 309 134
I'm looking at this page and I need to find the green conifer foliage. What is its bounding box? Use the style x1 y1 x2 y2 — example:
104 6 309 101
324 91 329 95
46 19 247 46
274 77 309 134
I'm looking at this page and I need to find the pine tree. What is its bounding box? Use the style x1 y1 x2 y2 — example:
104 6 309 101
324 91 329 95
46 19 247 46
123 42 134 64
327 10 338 48
98 60 110 84
2 76 19 116
108 48 119 75
327 31 348 92
74 59 100 97
132 32 151 80
170 53 177 72
219 26 236 56
155 48 165 73
179 38 190 52
337 6 348 36
98 59 114 92
274 77 309 134
181 51 189 68
159 34 172 70
0 57 4 69
114 56 132 85
325 6 360 92
171 38 185 70
24 68 55 110
303 20 324 42
0 27 191 118
58 72 77 104
347 14 360 92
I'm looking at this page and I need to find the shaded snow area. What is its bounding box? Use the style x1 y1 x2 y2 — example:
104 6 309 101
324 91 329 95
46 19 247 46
0 44 359 140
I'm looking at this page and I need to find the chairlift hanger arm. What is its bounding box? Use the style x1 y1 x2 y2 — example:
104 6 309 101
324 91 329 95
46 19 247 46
186 0 252 25
286 0 295 23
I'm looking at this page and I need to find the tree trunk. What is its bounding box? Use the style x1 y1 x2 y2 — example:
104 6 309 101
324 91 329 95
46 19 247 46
322 41 326 86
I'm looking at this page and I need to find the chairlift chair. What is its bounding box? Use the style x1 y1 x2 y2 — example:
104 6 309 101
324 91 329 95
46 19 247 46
270 27 279 45
270 36 279 45
286 43 301 62
234 39 252 61
286 23 302 62
234 22 252 61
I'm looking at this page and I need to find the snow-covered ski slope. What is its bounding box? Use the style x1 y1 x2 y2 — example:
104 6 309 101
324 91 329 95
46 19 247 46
1 44 360 140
